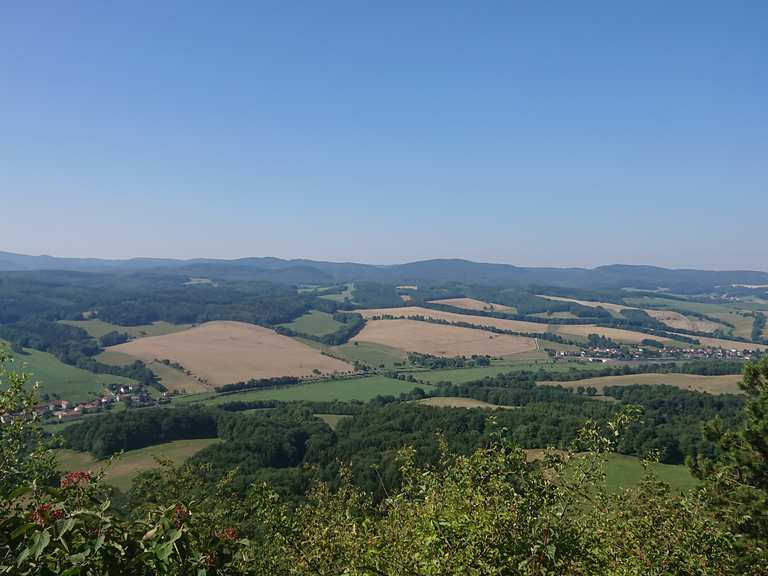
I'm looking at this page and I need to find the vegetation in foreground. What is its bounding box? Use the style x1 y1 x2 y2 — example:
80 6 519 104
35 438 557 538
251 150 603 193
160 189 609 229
2 348 768 574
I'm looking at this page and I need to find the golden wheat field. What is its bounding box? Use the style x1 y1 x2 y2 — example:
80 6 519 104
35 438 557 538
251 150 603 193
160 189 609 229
358 306 549 334
108 321 352 386
351 319 538 357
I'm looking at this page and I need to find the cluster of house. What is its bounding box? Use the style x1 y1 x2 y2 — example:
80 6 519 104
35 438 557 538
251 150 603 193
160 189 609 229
34 384 167 421
552 345 760 363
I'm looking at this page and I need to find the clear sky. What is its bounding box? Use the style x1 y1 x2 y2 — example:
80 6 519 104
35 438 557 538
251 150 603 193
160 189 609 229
1 1 766 269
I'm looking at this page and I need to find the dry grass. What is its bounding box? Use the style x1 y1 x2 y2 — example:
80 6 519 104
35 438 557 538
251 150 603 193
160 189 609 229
428 298 516 313
358 306 549 334
352 319 538 357
416 397 514 409
541 373 743 394
644 310 723 333
108 321 353 386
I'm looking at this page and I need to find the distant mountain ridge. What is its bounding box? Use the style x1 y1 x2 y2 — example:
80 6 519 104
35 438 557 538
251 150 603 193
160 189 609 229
1 251 767 291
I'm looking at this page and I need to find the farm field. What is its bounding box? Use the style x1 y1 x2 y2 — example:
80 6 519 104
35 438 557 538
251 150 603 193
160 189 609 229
550 324 677 345
715 312 757 339
352 319 538 357
320 283 355 302
537 295 629 316
604 454 699 492
415 396 513 409
60 319 192 339
2 345 137 402
358 306 552 334
278 310 344 336
670 334 767 351
107 321 353 386
540 372 743 394
328 341 408 370
412 360 607 385
623 296 737 315
644 309 725 333
56 439 218 492
429 297 516 313
97 349 212 394
199 375 433 405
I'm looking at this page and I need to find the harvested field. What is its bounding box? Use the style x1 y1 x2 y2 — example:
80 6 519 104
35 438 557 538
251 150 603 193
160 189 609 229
108 321 352 386
358 306 549 334
429 298 515 313
537 295 629 316
351 319 538 357
551 324 676 345
644 310 724 333
540 373 743 394
711 312 756 339
672 334 768 352
416 397 513 409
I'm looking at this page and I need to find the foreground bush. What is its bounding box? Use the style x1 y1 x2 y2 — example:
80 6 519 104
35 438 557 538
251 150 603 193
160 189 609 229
2 348 766 575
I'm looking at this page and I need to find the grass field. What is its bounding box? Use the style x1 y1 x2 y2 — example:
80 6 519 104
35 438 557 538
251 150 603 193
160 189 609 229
316 413 352 429
197 375 434 405
541 372 743 394
415 397 514 409
55 438 219 492
352 319 539 357
107 321 354 386
320 283 355 303
718 312 757 339
329 341 408 369
3 346 137 403
278 310 344 336
604 454 699 492
413 360 607 385
60 319 192 339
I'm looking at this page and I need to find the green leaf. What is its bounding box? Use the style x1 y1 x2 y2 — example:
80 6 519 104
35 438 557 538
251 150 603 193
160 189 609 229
10 484 32 499
31 530 51 559
155 541 174 562
60 568 81 576
10 522 35 539
16 546 30 567
58 518 76 538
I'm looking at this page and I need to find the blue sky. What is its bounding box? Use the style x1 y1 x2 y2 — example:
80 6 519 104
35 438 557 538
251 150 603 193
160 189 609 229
1 1 766 269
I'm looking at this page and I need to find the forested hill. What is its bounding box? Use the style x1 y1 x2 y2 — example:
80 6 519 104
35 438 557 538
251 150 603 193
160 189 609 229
2 251 767 291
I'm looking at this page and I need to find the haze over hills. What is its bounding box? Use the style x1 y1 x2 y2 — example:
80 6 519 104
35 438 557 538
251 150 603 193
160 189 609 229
1 250 767 292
